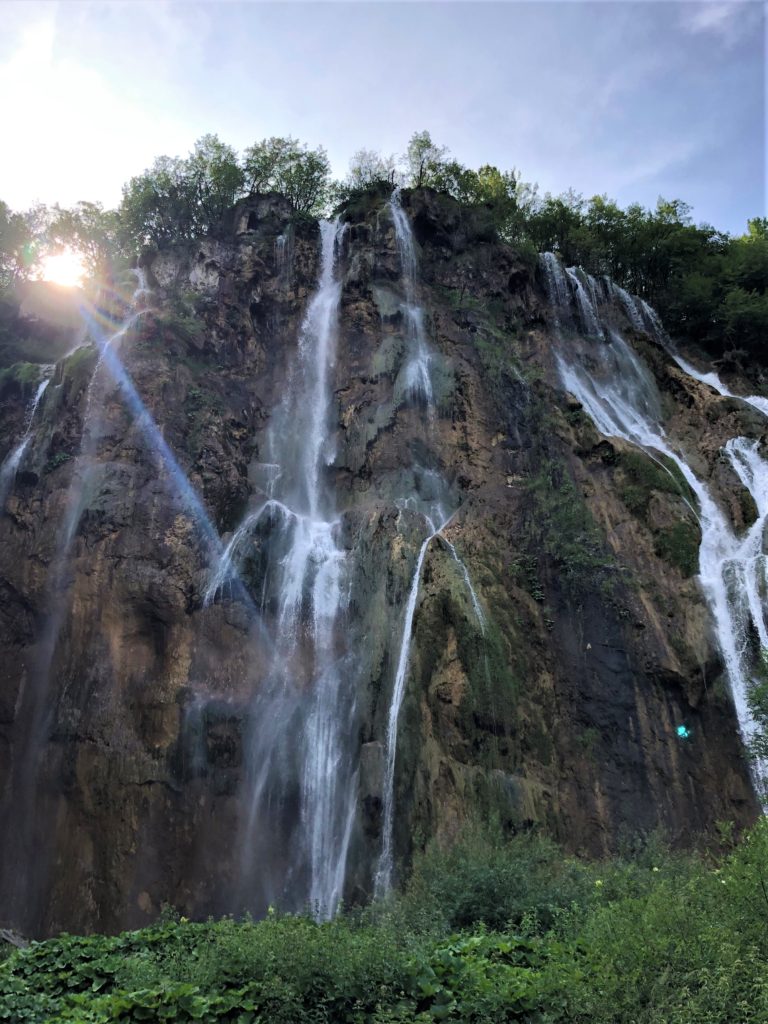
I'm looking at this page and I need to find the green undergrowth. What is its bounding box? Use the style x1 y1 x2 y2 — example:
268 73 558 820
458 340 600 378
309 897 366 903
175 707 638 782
3 819 768 1023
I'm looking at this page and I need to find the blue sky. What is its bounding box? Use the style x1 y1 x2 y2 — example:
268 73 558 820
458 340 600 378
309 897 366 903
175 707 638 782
1 0 764 234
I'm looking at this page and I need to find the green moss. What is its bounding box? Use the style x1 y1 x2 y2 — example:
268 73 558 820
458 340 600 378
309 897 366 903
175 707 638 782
525 460 615 596
577 726 600 761
61 344 95 377
0 360 44 391
511 552 545 602
654 520 701 577
44 451 72 474
616 449 694 519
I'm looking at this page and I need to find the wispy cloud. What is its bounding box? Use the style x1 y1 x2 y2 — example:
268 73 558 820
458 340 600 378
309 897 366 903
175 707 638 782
680 1 763 46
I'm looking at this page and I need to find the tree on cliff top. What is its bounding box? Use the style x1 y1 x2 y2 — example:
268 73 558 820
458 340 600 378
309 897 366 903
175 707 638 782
242 137 331 215
120 135 244 248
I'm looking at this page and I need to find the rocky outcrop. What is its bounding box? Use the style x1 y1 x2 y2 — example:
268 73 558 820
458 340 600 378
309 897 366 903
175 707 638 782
0 189 759 938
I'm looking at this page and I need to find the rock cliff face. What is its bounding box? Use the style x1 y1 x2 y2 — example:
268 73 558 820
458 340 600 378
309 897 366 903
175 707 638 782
0 188 760 937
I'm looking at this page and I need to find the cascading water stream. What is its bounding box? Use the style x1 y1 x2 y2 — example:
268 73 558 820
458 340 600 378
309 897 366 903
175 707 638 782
390 190 434 403
566 267 605 339
0 374 52 506
375 514 441 896
374 509 486 897
374 198 487 893
541 252 768 766
208 220 356 919
670 353 768 419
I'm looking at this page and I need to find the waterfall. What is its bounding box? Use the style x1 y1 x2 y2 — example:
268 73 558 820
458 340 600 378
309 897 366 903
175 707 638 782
376 515 440 896
441 534 486 634
565 267 605 340
539 252 572 315
541 251 768 774
671 353 768 419
0 374 51 507
209 220 356 919
390 190 434 403
374 198 487 893
608 279 646 332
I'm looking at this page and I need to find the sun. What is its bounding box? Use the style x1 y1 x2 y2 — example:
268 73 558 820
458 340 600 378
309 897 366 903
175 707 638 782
39 249 86 288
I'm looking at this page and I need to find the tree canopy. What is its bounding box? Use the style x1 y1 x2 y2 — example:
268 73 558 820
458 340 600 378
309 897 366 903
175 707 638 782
1 128 764 362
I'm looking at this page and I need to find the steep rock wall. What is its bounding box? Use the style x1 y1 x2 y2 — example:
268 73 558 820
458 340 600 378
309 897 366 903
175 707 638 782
0 189 758 937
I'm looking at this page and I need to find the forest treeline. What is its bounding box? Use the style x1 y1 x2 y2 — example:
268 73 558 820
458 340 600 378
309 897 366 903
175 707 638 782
1 130 766 359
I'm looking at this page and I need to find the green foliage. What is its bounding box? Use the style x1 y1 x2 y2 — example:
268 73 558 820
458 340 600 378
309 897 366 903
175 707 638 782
523 190 768 361
0 360 44 391
397 825 593 936
47 201 125 277
242 136 331 214
120 135 245 249
401 932 580 1023
344 148 399 191
43 450 72 474
405 131 449 189
616 449 694 517
4 822 768 1023
0 199 44 289
572 820 768 1023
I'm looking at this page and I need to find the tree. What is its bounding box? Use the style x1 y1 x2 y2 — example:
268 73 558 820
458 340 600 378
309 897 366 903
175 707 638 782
48 201 124 277
405 130 448 188
119 135 249 248
242 137 331 214
0 200 43 290
185 134 244 228
346 148 399 190
120 154 198 247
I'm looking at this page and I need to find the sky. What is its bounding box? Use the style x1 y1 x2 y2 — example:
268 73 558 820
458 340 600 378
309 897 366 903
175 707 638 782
0 0 765 235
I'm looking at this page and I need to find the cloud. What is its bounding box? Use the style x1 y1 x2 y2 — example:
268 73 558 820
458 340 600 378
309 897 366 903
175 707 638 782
680 1 762 46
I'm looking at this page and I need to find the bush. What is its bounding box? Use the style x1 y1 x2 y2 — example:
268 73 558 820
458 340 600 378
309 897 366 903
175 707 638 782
3 822 768 1023
395 823 594 935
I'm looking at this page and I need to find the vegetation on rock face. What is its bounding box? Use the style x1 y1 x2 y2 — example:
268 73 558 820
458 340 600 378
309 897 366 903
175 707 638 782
2 820 768 1022
1 130 764 364
525 460 615 596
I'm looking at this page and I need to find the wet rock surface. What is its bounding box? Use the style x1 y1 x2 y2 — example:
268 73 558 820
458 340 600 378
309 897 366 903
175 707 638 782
0 189 759 937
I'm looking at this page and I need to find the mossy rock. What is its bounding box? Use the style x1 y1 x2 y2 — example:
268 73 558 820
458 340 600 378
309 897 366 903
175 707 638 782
0 360 46 396
654 520 701 577
616 448 695 520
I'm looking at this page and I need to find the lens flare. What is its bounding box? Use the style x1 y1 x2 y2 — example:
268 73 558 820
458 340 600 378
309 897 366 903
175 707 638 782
40 249 85 287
